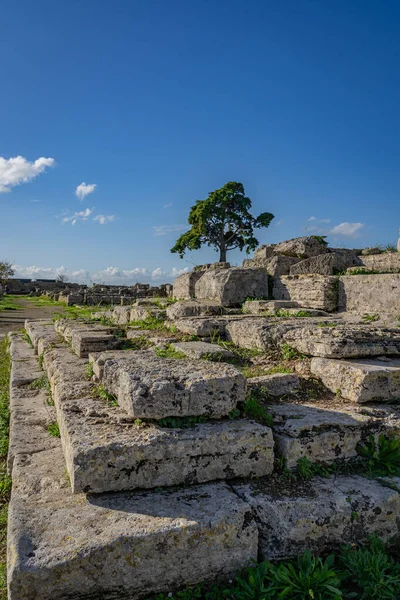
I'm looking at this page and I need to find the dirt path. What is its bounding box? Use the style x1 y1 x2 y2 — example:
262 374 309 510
0 297 65 340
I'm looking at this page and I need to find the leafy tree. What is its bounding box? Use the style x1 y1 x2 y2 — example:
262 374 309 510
171 182 274 262
0 261 14 284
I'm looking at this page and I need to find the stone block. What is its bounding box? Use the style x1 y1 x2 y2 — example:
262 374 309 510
166 300 226 320
24 320 58 355
173 271 205 300
8 447 258 600
267 255 301 276
311 357 400 402
130 306 166 321
273 275 339 311
170 341 233 360
194 268 269 306
338 274 400 315
70 330 119 358
254 244 276 261
269 402 396 468
242 300 300 314
290 253 335 276
246 373 299 397
98 350 245 418
233 475 400 560
360 252 400 273
112 305 131 324
274 236 330 259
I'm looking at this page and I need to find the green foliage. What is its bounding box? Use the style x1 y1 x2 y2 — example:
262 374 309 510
29 374 49 390
310 235 328 247
296 457 332 480
268 550 342 599
93 385 119 406
340 536 400 599
130 315 168 331
157 415 207 428
0 296 20 311
347 268 381 275
357 434 400 477
317 322 337 328
170 182 274 262
264 365 293 375
0 260 14 284
120 335 152 351
234 561 273 600
362 313 380 323
85 363 95 380
228 408 241 420
19 328 33 347
280 343 305 361
0 338 11 458
47 422 60 437
155 345 187 359
243 394 273 426
275 309 312 318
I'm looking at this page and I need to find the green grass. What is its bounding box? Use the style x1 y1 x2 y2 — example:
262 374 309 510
280 343 306 360
155 345 186 359
0 295 20 311
129 315 172 331
93 384 119 406
243 393 273 426
362 313 380 323
0 338 11 599
47 422 60 437
28 373 49 390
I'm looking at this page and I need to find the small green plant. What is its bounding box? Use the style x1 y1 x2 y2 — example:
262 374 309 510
275 309 312 318
310 235 328 246
129 315 168 331
19 328 33 347
296 457 332 481
85 362 94 380
121 335 152 351
264 365 293 375
155 345 186 359
234 560 273 600
268 550 342 599
357 434 400 477
47 422 60 437
228 408 241 420
134 418 143 426
362 313 380 323
93 385 118 406
280 343 305 361
347 268 381 276
157 415 207 428
243 393 273 426
28 374 49 390
38 354 44 369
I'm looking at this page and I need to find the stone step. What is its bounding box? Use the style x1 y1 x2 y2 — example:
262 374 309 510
233 474 400 560
54 319 119 357
8 446 257 600
24 319 59 355
91 348 245 419
266 401 400 468
166 300 233 320
41 345 274 494
170 340 233 360
242 300 329 317
311 357 400 402
172 314 260 338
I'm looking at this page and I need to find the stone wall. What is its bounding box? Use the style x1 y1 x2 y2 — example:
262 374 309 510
359 252 400 273
273 275 339 311
338 274 400 315
194 268 269 306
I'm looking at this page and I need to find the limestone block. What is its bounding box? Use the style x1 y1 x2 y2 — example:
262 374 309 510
166 300 226 320
8 448 258 600
254 244 276 261
70 330 118 358
269 402 396 467
173 271 205 300
194 268 269 306
242 300 299 314
173 316 232 337
24 320 58 354
246 373 299 397
360 252 400 273
112 305 131 324
338 274 400 315
170 341 233 360
362 247 382 255
127 328 153 339
233 475 400 560
311 357 400 402
130 306 166 321
267 255 301 276
290 253 335 276
274 236 330 259
273 275 339 311
99 350 245 418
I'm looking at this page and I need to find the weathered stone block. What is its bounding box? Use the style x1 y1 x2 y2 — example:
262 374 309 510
98 350 245 418
267 255 301 276
70 330 118 358
170 341 233 360
166 300 227 320
311 357 400 402
242 300 300 314
8 448 258 600
112 305 131 324
173 271 204 300
254 244 276 261
130 306 166 321
273 275 339 311
338 274 400 315
247 373 299 397
360 252 400 273
233 475 400 559
290 253 335 276
194 268 269 305
274 236 330 259
24 320 58 355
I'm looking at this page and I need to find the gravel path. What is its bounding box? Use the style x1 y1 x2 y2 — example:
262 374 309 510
0 297 65 339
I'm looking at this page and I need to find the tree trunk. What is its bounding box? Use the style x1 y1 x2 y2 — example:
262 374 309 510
219 247 227 262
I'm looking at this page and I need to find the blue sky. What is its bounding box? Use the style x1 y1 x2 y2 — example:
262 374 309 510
1 0 399 284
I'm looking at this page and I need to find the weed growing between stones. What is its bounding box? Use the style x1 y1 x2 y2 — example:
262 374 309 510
279 344 306 361
19 328 33 347
149 536 400 600
362 313 380 323
85 362 94 380
130 315 171 331
157 415 207 428
155 346 187 359
317 322 337 328
242 393 273 427
357 435 400 477
0 338 10 598
120 335 152 351
274 309 313 318
28 373 49 390
47 422 60 437
93 384 118 406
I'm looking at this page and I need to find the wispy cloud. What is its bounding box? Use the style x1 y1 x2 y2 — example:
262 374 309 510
153 224 187 236
75 182 97 200
0 155 55 193
329 222 364 238
62 207 93 225
308 216 331 223
164 202 173 209
93 214 115 225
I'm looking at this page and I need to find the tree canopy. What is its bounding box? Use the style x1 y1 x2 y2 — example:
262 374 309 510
0 261 14 284
170 182 274 262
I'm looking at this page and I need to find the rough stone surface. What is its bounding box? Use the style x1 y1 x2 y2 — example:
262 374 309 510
8 447 258 600
166 300 227 320
338 274 400 315
243 300 300 314
311 357 400 402
360 252 400 272
24 320 58 355
269 402 397 467
274 236 330 259
273 275 339 311
290 253 335 276
170 341 233 360
173 271 204 300
130 306 166 321
97 350 246 419
233 475 400 559
194 267 269 305
246 373 299 397
254 244 276 261
112 305 132 324
42 346 274 493
362 247 381 255
194 262 231 271
70 329 119 358
266 255 300 276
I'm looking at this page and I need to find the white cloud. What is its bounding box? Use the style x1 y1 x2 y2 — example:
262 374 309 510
75 182 97 200
93 214 114 225
308 216 330 224
153 224 187 236
164 202 173 209
308 216 317 221
12 264 189 285
0 155 55 193
329 222 365 238
62 207 93 225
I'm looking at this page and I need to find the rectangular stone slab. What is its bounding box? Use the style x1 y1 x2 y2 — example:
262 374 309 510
97 349 245 419
247 373 299 397
70 329 119 358
42 346 274 493
8 447 258 600
311 357 400 402
24 320 59 355
170 341 233 359
233 475 400 560
268 402 399 468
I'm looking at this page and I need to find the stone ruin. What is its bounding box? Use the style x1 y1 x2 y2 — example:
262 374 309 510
6 235 400 598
